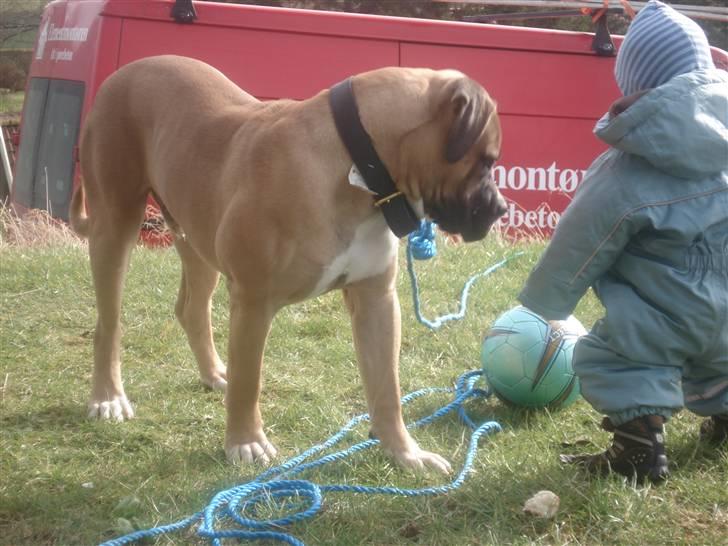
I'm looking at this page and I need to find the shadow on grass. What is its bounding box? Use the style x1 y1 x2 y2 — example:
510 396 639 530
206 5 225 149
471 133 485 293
458 395 580 431
0 402 85 430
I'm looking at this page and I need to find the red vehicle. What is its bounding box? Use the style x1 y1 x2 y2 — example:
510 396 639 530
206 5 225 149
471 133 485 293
10 0 728 237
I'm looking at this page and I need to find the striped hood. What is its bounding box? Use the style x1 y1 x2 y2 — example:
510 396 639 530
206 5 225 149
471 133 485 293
595 69 728 179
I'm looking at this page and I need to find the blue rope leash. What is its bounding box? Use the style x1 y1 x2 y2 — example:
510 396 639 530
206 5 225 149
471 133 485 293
407 220 522 330
99 370 500 546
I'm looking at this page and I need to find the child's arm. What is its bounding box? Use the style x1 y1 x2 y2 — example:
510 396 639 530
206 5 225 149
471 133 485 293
518 156 640 320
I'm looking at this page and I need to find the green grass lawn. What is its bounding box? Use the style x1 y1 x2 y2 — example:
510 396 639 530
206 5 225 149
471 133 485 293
1 225 726 545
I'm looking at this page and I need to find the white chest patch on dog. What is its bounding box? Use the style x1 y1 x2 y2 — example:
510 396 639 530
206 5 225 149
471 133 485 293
310 213 397 297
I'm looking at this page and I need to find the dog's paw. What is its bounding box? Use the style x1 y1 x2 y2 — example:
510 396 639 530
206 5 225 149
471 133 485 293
201 364 227 391
393 448 452 475
87 396 134 422
225 439 278 465
203 375 227 391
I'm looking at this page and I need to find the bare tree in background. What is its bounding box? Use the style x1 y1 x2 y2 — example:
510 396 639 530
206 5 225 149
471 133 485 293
0 1 48 48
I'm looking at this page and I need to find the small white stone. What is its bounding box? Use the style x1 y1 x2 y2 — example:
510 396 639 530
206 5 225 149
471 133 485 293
81 482 94 489
523 490 560 518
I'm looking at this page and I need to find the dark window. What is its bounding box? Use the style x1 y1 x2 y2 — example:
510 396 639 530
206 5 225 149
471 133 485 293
13 78 84 221
13 78 49 209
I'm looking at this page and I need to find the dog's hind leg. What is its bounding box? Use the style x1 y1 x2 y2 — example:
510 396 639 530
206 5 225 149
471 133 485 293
86 198 147 421
174 239 227 390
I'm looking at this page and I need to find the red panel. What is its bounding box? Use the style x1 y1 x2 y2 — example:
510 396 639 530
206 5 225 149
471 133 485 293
401 43 620 119
29 0 106 83
170 0 716 72
103 0 606 55
88 16 122 97
494 114 606 237
118 19 398 99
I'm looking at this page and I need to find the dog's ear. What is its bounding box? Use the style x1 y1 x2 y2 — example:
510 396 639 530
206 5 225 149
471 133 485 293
444 78 492 164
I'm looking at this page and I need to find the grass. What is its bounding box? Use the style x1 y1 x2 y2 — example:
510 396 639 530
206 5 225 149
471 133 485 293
1 212 726 546
0 91 24 119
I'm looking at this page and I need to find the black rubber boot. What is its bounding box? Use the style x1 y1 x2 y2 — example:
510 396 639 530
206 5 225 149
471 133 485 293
560 415 669 484
699 414 728 446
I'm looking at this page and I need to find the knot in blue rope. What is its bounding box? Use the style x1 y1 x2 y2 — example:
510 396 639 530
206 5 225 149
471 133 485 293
407 220 437 260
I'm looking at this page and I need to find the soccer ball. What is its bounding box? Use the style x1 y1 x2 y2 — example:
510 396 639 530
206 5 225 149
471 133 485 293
481 306 587 409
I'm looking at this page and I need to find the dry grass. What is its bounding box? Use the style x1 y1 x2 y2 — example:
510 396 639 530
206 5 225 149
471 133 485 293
0 205 83 249
0 203 173 249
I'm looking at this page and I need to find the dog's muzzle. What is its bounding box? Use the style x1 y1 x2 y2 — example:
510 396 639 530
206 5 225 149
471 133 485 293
425 184 507 242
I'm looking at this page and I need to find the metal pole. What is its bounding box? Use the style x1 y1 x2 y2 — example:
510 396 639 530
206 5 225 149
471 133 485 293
434 1 728 22
0 125 13 198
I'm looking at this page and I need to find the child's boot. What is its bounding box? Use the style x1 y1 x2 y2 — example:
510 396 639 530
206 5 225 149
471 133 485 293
699 414 728 446
561 414 669 484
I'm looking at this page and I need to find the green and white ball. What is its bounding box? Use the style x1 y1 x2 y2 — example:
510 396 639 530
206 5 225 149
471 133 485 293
481 306 587 408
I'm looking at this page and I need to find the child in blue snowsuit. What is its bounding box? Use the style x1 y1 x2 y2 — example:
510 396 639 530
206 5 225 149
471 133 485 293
518 1 728 483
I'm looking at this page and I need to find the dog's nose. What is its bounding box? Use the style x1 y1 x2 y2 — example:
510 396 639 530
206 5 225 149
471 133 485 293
494 190 507 217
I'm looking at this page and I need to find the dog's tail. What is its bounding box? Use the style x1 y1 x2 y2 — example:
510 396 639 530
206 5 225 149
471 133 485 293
69 181 90 238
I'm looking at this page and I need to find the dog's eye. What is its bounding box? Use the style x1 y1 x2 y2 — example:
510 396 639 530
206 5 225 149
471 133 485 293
469 156 496 181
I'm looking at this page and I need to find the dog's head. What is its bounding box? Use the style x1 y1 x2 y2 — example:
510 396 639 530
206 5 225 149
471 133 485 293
398 71 507 242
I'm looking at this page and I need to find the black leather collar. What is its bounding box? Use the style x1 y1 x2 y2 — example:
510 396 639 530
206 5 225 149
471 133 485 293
329 78 420 238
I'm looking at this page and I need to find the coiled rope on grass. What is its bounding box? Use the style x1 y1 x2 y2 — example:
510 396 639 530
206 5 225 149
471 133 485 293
100 371 501 546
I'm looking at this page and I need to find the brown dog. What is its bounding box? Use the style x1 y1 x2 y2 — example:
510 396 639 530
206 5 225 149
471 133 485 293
70 55 506 472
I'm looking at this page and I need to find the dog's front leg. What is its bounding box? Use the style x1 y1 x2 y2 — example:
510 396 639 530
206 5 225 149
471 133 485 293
223 293 278 464
343 269 452 474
